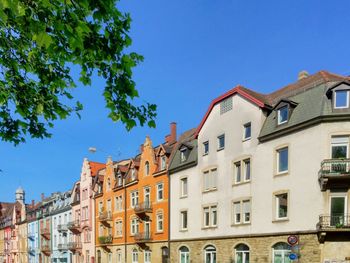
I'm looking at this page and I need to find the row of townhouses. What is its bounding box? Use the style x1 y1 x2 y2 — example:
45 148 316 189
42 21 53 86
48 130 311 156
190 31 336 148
1 70 350 263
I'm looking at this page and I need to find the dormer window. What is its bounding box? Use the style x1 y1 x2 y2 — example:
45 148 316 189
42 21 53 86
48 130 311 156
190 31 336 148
277 106 288 125
180 148 188 162
334 90 349 109
161 156 166 170
131 168 136 180
117 173 122 186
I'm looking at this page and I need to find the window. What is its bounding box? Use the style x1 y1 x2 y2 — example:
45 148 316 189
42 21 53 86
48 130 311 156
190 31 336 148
272 242 291 263
116 249 122 263
157 213 163 232
180 148 188 162
161 156 166 170
107 199 112 213
157 183 164 201
144 250 151 263
132 249 138 263
180 210 188 230
220 96 233 114
117 173 123 187
203 168 217 191
235 244 250 263
277 147 288 174
98 202 103 213
179 246 190 263
203 205 217 228
115 220 122 237
275 193 288 219
243 122 251 140
130 218 139 235
203 141 209 155
233 199 251 225
131 191 139 208
277 106 288 125
115 196 123 212
204 245 216 263
334 90 349 109
131 169 136 180
145 161 150 176
234 159 251 184
180 177 188 197
97 250 101 263
217 134 225 150
108 253 112 263
107 178 111 191
331 136 348 159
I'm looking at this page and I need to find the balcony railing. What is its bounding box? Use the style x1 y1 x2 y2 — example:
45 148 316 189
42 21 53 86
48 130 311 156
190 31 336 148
57 243 68 251
134 202 152 214
57 224 68 232
40 245 51 253
28 247 35 255
40 228 50 239
98 211 112 222
67 220 81 233
134 232 152 243
67 242 82 251
318 214 350 230
98 235 113 245
27 233 35 240
318 159 350 191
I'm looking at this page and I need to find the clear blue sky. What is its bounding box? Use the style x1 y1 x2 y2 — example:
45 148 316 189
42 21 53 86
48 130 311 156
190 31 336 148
1 0 350 202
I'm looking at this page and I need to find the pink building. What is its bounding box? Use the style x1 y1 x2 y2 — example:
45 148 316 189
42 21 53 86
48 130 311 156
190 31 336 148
70 159 105 263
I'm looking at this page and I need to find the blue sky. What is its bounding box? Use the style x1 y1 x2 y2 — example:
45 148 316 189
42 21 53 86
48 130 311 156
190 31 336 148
1 0 350 202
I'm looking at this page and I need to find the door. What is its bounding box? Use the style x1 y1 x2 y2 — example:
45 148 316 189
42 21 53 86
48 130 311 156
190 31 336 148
144 220 150 239
330 195 347 226
144 187 150 208
331 137 349 173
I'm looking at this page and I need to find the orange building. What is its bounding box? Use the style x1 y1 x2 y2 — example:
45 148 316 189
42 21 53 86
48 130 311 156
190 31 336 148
94 123 177 263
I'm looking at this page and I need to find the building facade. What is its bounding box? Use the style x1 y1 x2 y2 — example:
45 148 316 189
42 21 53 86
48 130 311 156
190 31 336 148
169 71 350 263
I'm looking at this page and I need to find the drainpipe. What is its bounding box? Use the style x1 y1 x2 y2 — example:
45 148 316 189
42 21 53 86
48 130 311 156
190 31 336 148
124 183 127 263
167 169 171 263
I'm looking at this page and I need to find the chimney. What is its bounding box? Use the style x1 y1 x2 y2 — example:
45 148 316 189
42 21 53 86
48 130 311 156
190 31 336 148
41 193 45 201
165 135 171 144
298 70 309 80
170 122 177 144
31 200 35 206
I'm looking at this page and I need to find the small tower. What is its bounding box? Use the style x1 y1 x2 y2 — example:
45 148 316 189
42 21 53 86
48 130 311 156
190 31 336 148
15 187 25 204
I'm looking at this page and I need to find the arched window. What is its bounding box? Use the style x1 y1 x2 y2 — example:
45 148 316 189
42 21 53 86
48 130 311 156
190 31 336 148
108 252 112 263
179 246 189 263
116 249 122 263
161 247 169 263
132 248 138 263
235 243 249 263
144 250 151 263
145 161 150 176
272 242 291 263
204 245 216 263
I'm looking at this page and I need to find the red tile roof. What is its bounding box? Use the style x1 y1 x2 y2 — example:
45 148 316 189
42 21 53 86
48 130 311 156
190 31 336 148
88 161 105 177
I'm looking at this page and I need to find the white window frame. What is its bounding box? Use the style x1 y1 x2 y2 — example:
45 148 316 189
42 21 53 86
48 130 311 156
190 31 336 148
145 161 150 176
232 199 251 225
217 134 225 150
277 147 288 174
179 246 190 263
204 245 217 263
130 218 139 235
334 90 349 109
144 250 151 263
157 183 164 201
180 177 188 197
235 244 250 263
180 148 187 162
203 168 217 191
203 141 209 155
275 193 288 220
243 122 251 140
272 243 291 263
132 249 138 263
156 213 164 232
277 105 288 125
180 210 188 231
115 220 122 237
130 191 139 208
203 205 217 228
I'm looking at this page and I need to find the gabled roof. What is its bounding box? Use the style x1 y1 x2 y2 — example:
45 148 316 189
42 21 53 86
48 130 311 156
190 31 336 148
89 161 105 177
195 85 267 138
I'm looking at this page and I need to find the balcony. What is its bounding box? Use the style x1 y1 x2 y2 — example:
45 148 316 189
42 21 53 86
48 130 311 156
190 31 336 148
134 232 152 243
98 211 112 223
28 247 35 255
317 214 350 242
134 202 152 214
57 243 68 251
68 242 82 252
57 224 68 232
27 233 35 240
40 244 51 254
67 220 81 233
40 228 50 240
319 159 350 191
98 235 113 245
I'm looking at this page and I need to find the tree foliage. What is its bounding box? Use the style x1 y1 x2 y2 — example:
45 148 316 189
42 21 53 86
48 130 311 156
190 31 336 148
0 0 156 145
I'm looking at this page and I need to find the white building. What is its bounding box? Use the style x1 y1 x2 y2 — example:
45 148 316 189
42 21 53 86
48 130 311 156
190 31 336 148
169 71 350 263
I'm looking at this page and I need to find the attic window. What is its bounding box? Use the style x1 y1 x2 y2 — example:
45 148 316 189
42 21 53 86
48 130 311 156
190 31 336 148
131 168 136 180
334 90 349 109
220 97 233 114
180 148 188 163
277 106 288 125
161 156 166 170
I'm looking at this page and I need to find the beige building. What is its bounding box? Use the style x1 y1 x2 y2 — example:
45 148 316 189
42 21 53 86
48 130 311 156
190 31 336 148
169 71 350 263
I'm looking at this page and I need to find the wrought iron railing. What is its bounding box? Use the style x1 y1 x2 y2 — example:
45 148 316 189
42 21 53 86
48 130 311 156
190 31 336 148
67 242 82 250
98 235 113 244
67 220 80 231
318 214 350 230
57 224 68 232
134 231 152 242
98 211 112 221
134 202 152 214
57 243 68 250
319 159 350 178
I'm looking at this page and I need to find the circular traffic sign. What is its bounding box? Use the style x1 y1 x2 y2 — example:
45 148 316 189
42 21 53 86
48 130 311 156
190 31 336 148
289 253 298 260
287 235 298 246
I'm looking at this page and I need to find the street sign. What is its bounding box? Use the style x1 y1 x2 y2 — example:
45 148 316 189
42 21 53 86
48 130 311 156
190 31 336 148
289 253 298 260
287 235 298 246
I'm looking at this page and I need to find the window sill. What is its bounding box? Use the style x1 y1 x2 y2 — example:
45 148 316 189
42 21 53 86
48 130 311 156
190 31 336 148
155 231 164 234
232 180 251 187
179 195 188 199
272 218 289 223
201 226 217 230
231 222 251 227
242 137 251 142
179 229 188 232
217 147 225 152
202 188 217 194
274 171 289 177
203 153 209 156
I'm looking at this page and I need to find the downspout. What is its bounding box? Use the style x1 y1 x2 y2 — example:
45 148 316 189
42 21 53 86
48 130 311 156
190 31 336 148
124 183 127 263
167 169 171 263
